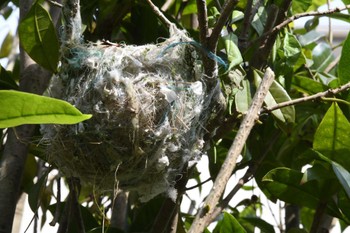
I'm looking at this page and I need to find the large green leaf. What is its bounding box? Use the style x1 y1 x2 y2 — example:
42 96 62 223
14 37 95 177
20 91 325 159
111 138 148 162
311 42 334 72
283 33 303 66
213 212 247 233
332 162 350 199
262 167 319 207
262 167 342 218
28 171 48 212
235 79 251 113
338 32 350 84
222 33 243 71
18 1 59 72
0 31 13 58
313 103 350 170
0 65 18 90
254 71 295 123
292 74 324 95
240 217 275 233
292 0 312 14
0 90 92 128
298 30 324 47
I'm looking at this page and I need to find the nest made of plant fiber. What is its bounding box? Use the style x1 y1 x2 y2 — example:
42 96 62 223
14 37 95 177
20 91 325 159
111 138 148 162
41 31 217 202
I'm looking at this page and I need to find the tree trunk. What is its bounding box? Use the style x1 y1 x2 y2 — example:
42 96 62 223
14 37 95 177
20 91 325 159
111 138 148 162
0 1 52 232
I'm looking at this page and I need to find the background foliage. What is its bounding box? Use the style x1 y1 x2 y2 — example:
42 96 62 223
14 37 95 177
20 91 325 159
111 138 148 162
1 0 350 232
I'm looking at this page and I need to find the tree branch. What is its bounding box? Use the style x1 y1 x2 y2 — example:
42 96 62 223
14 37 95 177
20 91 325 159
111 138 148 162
207 130 281 224
262 82 350 113
0 0 53 232
208 0 239 51
250 1 292 70
188 68 275 233
262 4 350 42
146 0 175 29
196 0 209 46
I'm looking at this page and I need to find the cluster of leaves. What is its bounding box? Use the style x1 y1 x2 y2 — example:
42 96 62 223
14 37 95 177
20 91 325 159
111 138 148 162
2 0 350 232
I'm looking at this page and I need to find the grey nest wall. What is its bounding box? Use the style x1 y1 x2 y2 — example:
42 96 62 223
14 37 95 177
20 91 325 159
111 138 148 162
41 31 220 201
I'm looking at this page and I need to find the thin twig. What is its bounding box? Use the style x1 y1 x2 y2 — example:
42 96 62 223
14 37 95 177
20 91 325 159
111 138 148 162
196 0 209 45
208 0 239 51
238 0 256 51
185 177 212 191
46 0 63 8
265 4 350 39
324 55 340 73
188 68 275 233
262 82 350 113
161 0 175 11
146 0 175 29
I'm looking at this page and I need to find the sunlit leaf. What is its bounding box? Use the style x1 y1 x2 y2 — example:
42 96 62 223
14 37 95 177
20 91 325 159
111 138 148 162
213 212 247 233
0 90 92 128
222 33 243 71
292 0 312 13
18 1 59 72
338 32 350 84
0 31 13 58
251 6 267 36
235 79 251 113
313 103 350 170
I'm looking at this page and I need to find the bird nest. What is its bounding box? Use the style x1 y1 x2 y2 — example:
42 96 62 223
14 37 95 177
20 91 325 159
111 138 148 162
41 30 218 201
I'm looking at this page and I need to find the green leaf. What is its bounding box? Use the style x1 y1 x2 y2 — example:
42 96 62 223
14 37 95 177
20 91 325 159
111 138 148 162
292 74 324 95
0 31 13 58
213 212 247 233
338 32 350 84
18 1 59 72
251 6 267 36
282 33 305 70
28 171 48 212
254 71 295 123
0 65 18 90
311 42 334 72
0 90 92 128
235 79 251 113
298 30 324 46
262 167 342 217
332 162 350 199
262 167 317 207
222 33 243 71
292 0 312 14
313 103 350 170
240 217 275 233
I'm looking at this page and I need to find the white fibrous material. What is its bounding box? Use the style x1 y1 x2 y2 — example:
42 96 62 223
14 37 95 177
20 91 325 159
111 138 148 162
41 30 217 201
